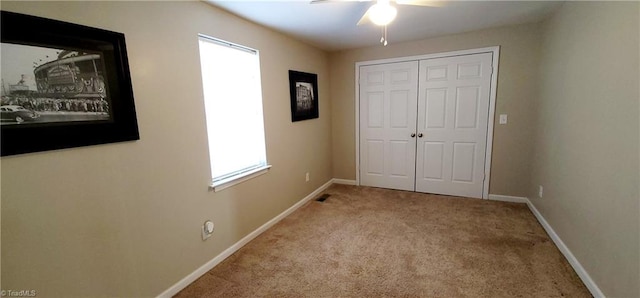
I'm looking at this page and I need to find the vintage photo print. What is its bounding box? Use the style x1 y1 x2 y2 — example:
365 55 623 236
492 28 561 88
1 42 111 125
289 70 319 122
295 81 315 113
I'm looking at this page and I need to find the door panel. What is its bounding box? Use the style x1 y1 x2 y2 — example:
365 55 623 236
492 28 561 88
367 92 384 127
454 86 480 129
422 142 444 180
359 61 419 191
452 142 476 182
416 53 493 198
425 88 447 128
390 91 410 128
426 65 448 81
457 62 482 79
366 140 384 175
390 141 410 177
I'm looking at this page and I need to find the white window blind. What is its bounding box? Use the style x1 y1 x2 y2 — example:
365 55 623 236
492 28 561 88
198 35 268 187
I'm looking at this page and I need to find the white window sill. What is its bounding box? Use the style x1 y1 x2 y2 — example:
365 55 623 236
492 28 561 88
210 165 271 192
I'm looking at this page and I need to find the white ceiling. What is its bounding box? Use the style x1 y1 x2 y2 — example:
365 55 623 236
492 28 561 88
206 0 563 52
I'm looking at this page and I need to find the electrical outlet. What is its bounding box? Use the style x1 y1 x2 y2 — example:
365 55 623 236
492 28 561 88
305 172 310 182
202 220 214 241
538 185 544 198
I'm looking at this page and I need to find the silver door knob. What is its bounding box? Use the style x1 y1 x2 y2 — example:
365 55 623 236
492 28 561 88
411 133 416 138
418 133 423 138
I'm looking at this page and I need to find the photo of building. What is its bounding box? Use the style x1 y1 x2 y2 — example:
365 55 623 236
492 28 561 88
295 82 314 113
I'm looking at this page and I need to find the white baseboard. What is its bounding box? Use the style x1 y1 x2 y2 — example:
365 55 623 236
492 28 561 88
488 194 528 203
332 178 357 185
525 200 604 298
487 194 603 297
157 179 334 298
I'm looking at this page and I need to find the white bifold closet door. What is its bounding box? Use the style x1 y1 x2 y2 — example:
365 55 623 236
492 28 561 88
359 52 493 198
359 61 419 191
415 53 493 198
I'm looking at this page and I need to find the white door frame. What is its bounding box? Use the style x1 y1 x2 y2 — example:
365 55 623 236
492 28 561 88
355 46 500 199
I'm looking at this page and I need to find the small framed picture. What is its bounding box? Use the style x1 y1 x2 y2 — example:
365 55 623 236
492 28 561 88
289 70 319 122
1 11 139 156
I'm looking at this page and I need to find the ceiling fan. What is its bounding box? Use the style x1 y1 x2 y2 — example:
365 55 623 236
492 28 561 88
311 0 445 45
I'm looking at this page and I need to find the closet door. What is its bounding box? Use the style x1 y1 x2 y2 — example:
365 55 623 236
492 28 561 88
415 53 493 198
359 61 419 191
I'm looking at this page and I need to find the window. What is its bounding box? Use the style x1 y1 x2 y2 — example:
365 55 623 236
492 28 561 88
198 35 269 191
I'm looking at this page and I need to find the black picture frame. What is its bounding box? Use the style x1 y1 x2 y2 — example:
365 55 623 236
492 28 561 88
289 70 319 122
1 11 139 156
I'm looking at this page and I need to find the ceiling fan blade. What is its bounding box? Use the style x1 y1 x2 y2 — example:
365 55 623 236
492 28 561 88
394 0 446 7
356 7 372 25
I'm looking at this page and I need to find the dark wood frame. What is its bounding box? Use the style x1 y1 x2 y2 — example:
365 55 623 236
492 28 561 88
1 11 139 156
289 70 319 122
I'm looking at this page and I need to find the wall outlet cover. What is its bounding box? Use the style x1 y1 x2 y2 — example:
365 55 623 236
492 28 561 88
202 220 214 241
538 185 544 198
499 114 508 124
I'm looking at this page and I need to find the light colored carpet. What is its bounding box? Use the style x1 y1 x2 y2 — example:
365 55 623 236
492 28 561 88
176 185 590 297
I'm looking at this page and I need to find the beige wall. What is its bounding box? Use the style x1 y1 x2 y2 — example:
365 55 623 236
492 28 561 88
0 2 332 296
530 2 639 297
329 23 542 197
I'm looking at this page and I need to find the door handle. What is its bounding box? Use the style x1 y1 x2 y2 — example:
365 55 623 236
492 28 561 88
418 133 423 138
411 133 416 138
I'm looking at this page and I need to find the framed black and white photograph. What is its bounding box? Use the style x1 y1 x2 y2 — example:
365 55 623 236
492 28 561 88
289 70 319 122
1 11 139 156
